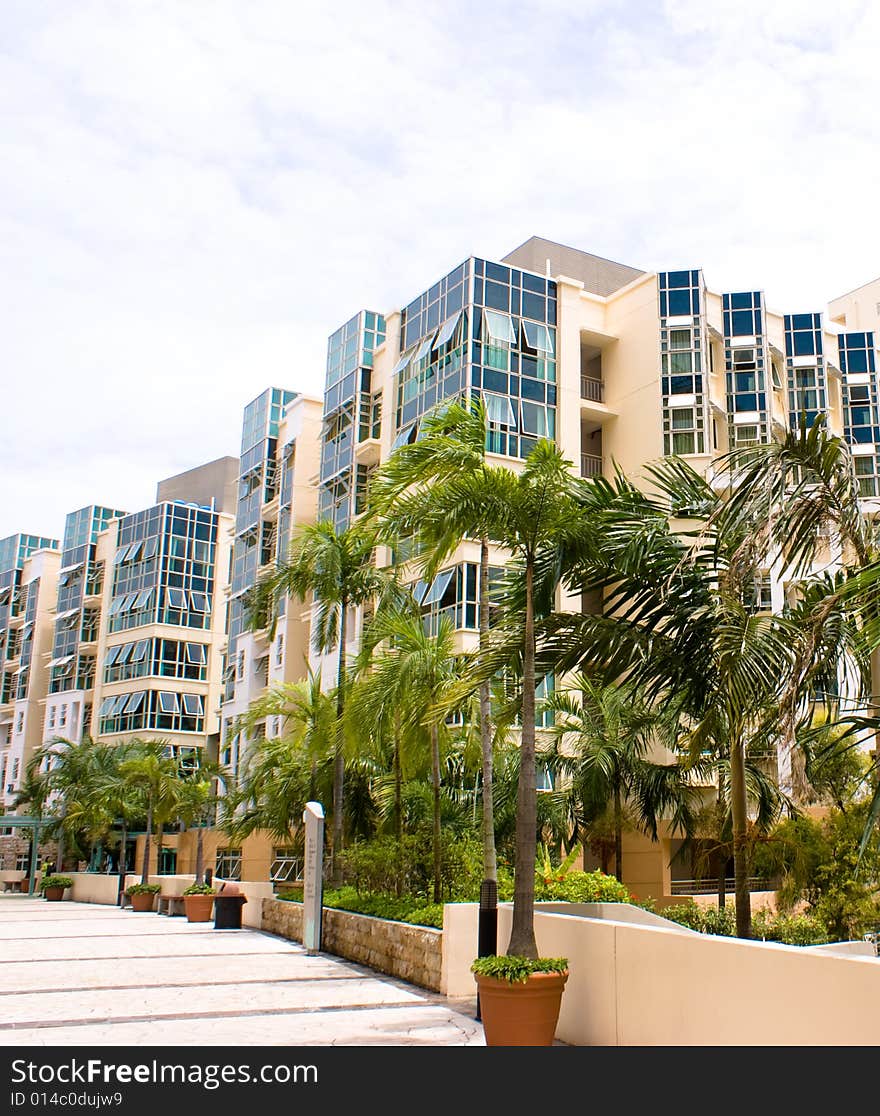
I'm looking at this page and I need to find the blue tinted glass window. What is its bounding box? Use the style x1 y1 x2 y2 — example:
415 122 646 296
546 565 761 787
731 310 755 335
668 290 691 316
521 291 546 320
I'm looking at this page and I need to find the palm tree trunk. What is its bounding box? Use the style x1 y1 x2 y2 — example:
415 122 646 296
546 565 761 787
394 717 403 899
613 781 624 883
195 826 204 885
118 820 127 904
430 723 442 903
730 736 751 938
141 800 153 885
55 803 66 872
508 558 539 959
155 823 164 874
331 597 348 888
716 791 725 908
479 537 497 887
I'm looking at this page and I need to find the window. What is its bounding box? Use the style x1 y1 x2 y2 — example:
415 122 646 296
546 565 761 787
484 392 516 428
670 408 696 454
215 848 242 881
158 691 179 714
854 455 879 497
483 310 516 344
182 693 203 717
743 574 772 614
432 312 461 351
271 847 302 884
185 642 206 665
274 635 284 666
422 569 455 607
732 424 760 448
167 587 187 610
189 591 208 613
131 640 149 663
522 320 554 353
732 348 757 369
125 691 145 713
669 329 692 350
520 400 551 438
391 423 418 452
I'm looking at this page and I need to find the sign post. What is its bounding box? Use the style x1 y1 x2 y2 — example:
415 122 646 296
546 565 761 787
302 801 325 955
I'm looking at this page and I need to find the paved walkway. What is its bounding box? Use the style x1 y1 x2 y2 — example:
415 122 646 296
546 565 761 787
0 896 484 1046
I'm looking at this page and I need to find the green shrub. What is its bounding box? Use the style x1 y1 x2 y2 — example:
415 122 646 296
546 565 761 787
40 875 73 891
125 882 161 896
659 902 706 931
701 905 736 936
471 955 568 983
752 909 828 946
278 886 443 929
535 870 630 904
183 883 215 896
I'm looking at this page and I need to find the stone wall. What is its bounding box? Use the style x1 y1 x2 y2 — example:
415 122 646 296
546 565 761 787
263 899 442 992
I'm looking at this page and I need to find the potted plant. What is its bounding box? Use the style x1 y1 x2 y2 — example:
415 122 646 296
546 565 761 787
40 875 73 902
471 955 569 1046
182 882 215 923
125 882 161 912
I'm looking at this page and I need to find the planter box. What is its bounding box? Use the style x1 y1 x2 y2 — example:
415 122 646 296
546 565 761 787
184 894 215 922
263 898 442 991
129 891 157 912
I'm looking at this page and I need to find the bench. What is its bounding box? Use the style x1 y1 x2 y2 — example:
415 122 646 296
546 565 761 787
157 893 186 916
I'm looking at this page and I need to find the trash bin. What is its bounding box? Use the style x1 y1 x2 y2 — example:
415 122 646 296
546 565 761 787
213 894 247 930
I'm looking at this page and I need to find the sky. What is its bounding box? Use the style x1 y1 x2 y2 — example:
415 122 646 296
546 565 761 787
2 0 880 540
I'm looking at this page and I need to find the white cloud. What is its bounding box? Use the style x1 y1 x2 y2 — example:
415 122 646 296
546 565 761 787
1 0 879 537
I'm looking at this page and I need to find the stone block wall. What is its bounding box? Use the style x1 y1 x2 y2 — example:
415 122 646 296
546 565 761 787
263 899 442 992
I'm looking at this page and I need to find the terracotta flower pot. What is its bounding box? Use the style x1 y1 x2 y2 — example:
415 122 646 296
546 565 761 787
130 891 156 912
184 893 215 922
475 970 568 1046
43 886 65 902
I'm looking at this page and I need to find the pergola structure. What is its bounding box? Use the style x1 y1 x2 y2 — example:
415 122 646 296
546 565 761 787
0 815 44 895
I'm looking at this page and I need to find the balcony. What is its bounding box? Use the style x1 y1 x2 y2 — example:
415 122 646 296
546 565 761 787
580 376 604 404
580 453 603 479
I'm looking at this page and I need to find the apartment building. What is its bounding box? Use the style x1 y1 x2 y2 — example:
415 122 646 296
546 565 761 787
41 505 127 754
220 390 323 779
85 459 237 759
0 533 60 809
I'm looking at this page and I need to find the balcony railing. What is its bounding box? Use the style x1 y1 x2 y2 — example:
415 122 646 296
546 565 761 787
670 877 774 896
580 376 604 403
581 453 603 478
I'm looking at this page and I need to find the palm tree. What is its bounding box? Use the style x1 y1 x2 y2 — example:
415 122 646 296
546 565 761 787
118 741 182 884
176 759 228 885
420 440 584 957
223 673 336 856
22 735 122 870
711 417 880 841
540 458 804 937
352 606 464 902
371 400 501 905
542 675 698 883
246 519 398 885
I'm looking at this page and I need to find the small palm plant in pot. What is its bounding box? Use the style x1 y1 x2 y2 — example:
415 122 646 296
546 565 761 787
40 875 73 902
471 956 569 1046
125 882 161 912
182 882 215 923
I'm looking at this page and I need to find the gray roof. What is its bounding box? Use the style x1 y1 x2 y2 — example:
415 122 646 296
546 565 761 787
502 236 645 297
